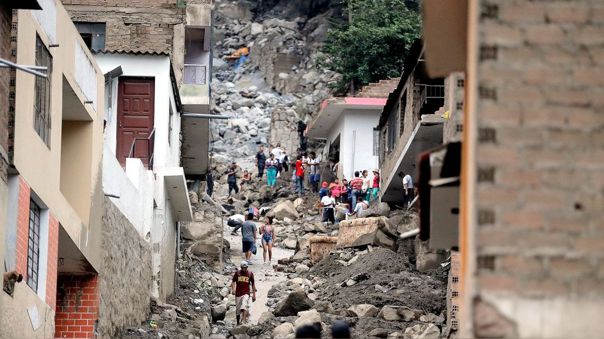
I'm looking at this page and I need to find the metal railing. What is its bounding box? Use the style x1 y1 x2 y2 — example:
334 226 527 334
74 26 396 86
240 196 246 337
183 64 207 85
418 84 445 101
128 128 155 169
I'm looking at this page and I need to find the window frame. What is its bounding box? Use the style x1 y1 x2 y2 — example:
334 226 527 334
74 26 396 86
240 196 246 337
27 199 42 292
34 35 52 147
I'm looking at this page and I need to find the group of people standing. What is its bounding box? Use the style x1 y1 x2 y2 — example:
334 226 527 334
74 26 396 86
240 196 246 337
318 169 380 224
255 144 321 196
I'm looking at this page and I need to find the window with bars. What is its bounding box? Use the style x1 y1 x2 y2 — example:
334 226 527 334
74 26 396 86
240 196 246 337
399 90 407 136
27 199 41 292
34 35 52 146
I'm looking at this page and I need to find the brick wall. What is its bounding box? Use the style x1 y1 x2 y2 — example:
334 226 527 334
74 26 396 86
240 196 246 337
15 177 31 278
472 0 604 335
55 274 99 339
46 215 59 310
60 0 184 55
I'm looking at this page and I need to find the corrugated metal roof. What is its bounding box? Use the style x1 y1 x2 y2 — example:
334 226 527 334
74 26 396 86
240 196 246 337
96 48 170 56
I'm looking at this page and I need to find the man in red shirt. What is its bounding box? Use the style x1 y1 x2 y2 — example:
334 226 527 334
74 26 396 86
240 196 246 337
349 171 364 210
231 261 257 325
295 155 305 195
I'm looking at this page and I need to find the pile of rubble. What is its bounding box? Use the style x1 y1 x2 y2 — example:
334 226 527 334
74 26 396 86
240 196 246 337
211 0 341 156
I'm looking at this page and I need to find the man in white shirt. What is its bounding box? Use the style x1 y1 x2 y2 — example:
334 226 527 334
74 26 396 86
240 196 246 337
348 196 368 217
306 151 321 193
399 172 414 207
320 191 336 224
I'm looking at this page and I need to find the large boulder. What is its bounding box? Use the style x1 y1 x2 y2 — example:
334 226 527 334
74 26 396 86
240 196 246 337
336 217 398 250
211 304 227 322
270 200 299 220
379 305 401 321
273 290 314 316
347 304 379 318
398 307 424 321
294 309 322 330
403 323 440 339
282 237 298 249
182 222 214 240
272 322 294 338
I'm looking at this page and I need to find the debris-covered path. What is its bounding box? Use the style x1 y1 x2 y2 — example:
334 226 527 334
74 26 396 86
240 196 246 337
223 223 294 324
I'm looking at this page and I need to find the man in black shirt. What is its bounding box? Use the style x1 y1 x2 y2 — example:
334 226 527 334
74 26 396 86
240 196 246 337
256 145 266 178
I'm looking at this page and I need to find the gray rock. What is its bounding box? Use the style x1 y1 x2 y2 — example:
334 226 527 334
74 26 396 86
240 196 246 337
211 304 227 322
189 191 199 204
295 264 309 274
258 311 274 325
162 309 177 322
294 309 321 330
403 323 440 339
273 290 314 316
398 307 424 322
377 202 391 217
230 324 250 336
369 328 390 338
379 306 401 321
272 322 294 338
282 238 298 250
347 304 379 318
270 200 299 220
197 315 211 338
182 222 214 240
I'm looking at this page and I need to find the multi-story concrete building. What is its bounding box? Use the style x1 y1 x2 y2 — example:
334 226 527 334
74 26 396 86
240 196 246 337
0 0 106 337
61 0 213 301
377 40 465 205
1 2 44 318
422 0 604 337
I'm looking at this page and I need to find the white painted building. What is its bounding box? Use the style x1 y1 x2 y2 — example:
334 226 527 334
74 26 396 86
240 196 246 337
96 52 193 301
307 97 389 180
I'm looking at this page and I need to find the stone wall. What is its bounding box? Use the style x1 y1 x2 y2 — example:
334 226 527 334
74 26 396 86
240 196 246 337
61 0 184 54
99 197 152 338
471 0 604 337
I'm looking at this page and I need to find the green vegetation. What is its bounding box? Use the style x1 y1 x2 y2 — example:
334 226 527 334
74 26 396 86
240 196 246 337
322 0 422 94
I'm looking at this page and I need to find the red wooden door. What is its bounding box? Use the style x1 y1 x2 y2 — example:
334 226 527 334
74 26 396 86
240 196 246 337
116 78 155 168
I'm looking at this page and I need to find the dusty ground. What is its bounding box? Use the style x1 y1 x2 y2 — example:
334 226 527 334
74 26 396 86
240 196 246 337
310 246 447 314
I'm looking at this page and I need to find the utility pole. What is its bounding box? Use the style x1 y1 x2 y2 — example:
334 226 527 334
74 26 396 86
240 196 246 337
348 0 355 96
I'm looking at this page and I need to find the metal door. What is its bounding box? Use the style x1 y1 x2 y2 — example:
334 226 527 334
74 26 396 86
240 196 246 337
116 77 155 168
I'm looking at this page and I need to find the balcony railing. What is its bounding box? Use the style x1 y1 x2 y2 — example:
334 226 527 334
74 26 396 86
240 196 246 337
128 128 155 170
184 64 207 85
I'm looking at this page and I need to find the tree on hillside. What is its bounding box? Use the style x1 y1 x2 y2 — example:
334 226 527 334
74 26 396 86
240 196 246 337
322 0 421 94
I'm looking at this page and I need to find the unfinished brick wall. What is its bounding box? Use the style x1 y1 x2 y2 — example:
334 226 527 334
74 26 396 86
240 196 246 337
61 0 184 54
55 274 99 339
15 177 31 278
472 0 604 336
46 215 59 310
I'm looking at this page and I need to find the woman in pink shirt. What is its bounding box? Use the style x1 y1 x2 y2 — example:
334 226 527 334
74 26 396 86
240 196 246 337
331 179 342 199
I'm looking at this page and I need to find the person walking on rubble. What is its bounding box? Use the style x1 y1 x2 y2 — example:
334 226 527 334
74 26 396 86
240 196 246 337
399 171 415 207
295 155 305 195
231 260 256 325
259 216 275 263
240 212 257 264
349 171 364 211
226 162 239 196
266 153 279 187
256 145 266 178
